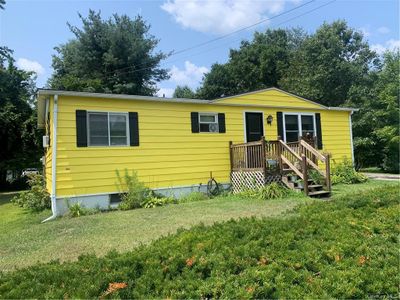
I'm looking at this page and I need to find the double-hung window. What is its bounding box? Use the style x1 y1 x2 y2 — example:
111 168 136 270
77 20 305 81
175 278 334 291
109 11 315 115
283 113 316 143
199 113 219 133
87 112 129 146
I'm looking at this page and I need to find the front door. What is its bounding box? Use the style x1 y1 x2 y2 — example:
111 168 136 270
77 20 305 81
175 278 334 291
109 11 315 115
245 112 264 142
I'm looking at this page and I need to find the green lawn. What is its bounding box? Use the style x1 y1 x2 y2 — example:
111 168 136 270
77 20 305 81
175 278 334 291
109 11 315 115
0 180 396 272
0 180 398 298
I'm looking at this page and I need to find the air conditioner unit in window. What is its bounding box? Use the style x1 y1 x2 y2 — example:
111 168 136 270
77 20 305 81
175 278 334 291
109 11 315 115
42 135 49 148
209 124 218 133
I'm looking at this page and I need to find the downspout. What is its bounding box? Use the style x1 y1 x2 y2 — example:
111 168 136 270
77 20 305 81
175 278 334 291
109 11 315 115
42 94 58 223
349 111 355 167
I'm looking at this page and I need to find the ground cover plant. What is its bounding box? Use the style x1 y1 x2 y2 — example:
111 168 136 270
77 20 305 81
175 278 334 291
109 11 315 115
0 183 397 298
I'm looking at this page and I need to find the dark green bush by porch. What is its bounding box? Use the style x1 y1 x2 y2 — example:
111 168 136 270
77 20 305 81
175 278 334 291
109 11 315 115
1 185 397 298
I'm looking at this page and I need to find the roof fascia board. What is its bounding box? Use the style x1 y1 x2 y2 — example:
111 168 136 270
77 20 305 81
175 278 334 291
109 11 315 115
211 87 329 110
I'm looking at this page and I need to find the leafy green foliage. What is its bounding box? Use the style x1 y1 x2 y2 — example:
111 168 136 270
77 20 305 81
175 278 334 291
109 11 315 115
68 202 87 218
173 85 196 98
331 159 368 185
116 169 152 210
141 196 176 208
49 10 169 96
257 182 289 200
348 51 399 172
0 47 41 189
308 169 325 185
197 29 305 99
0 185 397 298
11 174 50 212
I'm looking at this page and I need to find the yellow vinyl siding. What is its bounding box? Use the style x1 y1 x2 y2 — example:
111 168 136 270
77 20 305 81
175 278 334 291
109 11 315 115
52 92 352 197
215 89 325 109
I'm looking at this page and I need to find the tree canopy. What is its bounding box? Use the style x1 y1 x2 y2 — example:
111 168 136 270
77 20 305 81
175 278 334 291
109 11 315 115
173 85 195 98
49 10 170 96
0 47 41 187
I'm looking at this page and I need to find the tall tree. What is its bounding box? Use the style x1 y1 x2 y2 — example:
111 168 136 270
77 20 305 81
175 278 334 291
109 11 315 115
280 20 377 106
347 51 400 172
173 85 195 98
197 28 306 99
0 47 41 187
49 10 170 96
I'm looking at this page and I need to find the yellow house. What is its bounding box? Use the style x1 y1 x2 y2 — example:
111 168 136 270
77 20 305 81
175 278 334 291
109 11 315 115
37 87 356 217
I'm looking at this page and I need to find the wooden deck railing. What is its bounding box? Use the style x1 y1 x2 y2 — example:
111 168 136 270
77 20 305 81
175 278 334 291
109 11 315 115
229 136 331 194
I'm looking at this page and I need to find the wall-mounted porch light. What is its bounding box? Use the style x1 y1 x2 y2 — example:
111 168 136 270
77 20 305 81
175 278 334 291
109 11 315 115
266 115 273 125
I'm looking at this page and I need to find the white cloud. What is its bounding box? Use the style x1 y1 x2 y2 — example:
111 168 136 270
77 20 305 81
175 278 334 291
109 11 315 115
16 58 45 75
371 39 400 54
169 61 208 87
156 87 175 98
161 0 299 34
377 26 390 34
157 61 208 98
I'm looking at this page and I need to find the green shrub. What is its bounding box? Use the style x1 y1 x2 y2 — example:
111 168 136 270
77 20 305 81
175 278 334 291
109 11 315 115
0 185 398 298
258 182 289 200
141 196 176 208
116 169 151 210
308 169 325 185
11 174 50 212
179 191 208 203
331 159 368 185
383 135 400 173
68 202 87 217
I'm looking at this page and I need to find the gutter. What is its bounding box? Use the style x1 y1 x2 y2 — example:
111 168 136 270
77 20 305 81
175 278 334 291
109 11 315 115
349 111 355 166
42 94 58 223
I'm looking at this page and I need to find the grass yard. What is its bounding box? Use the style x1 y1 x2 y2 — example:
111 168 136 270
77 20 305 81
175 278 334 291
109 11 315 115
0 180 396 274
0 180 398 298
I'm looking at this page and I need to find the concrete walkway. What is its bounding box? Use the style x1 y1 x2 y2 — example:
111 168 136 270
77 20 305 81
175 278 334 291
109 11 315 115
363 173 400 181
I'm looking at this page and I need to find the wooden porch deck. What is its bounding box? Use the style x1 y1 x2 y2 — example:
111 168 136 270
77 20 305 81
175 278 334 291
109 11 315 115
229 137 331 197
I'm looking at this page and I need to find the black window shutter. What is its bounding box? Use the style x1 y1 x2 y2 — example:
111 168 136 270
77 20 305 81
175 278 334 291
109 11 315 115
218 113 226 133
276 112 283 139
191 112 199 133
76 110 87 147
315 113 323 149
129 112 139 146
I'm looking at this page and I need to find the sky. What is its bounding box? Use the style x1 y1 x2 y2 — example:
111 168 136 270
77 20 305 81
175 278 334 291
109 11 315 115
0 0 399 97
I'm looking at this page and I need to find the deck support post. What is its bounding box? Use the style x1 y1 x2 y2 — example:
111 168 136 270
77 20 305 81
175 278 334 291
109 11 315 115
301 154 309 196
277 135 283 173
325 153 331 192
229 141 233 172
261 136 266 183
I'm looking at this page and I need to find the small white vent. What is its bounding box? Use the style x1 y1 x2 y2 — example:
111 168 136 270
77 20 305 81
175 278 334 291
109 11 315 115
42 135 49 148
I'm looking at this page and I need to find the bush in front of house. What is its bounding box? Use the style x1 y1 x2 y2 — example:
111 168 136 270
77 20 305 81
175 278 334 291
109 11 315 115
0 185 397 298
331 159 368 185
116 169 152 210
11 174 50 212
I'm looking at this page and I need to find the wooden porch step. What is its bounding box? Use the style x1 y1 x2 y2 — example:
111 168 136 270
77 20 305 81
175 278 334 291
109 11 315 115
308 190 331 197
308 184 323 189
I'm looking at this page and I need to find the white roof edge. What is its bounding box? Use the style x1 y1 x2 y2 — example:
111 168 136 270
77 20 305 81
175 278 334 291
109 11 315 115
328 107 359 112
211 87 329 110
36 89 212 104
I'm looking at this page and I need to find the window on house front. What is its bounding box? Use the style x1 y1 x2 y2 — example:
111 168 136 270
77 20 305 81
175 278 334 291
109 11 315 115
87 112 129 146
284 113 315 143
199 113 219 133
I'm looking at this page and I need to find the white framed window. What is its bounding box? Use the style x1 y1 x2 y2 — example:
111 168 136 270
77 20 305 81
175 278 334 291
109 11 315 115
87 112 129 146
199 113 219 133
283 113 316 143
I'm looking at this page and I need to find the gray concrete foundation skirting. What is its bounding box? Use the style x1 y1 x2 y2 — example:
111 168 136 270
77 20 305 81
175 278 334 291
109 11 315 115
55 183 230 215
